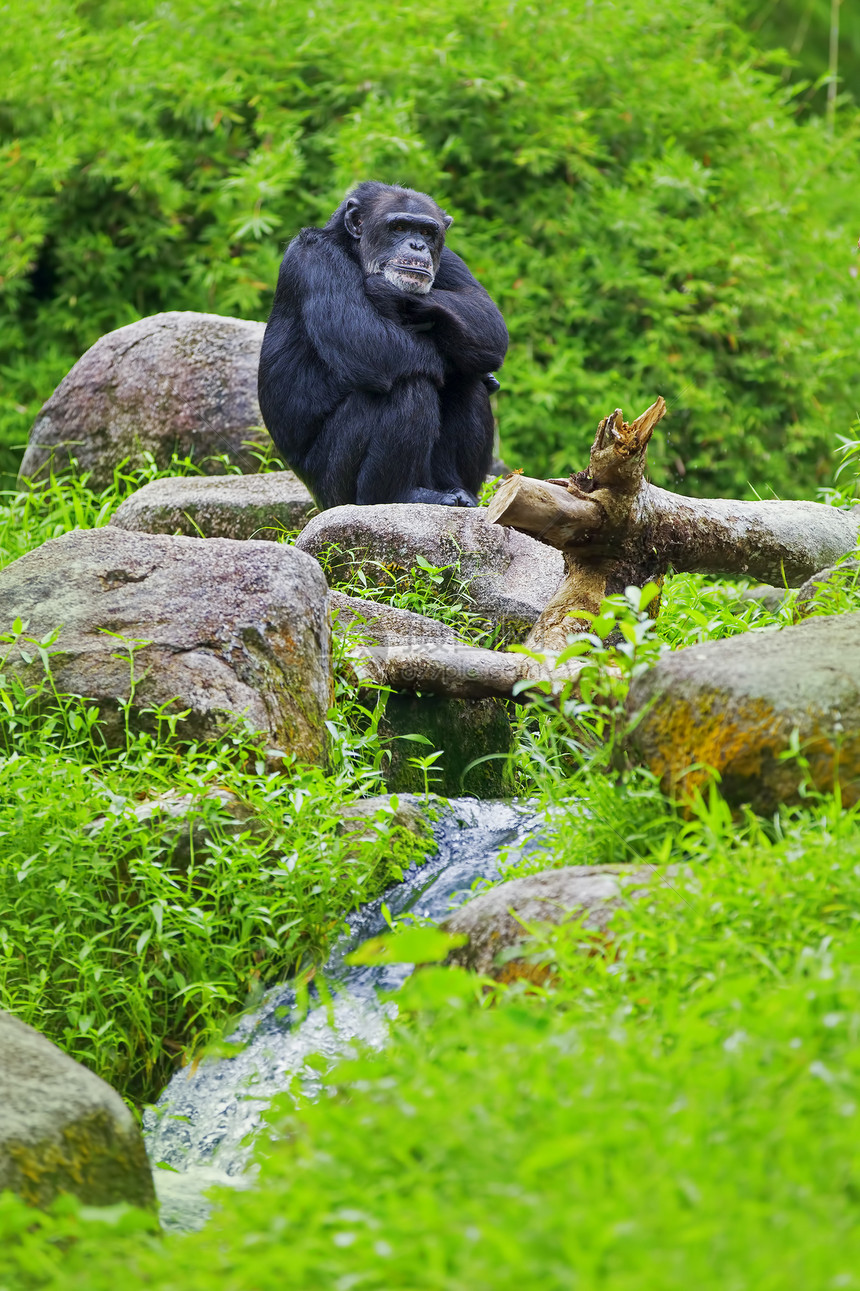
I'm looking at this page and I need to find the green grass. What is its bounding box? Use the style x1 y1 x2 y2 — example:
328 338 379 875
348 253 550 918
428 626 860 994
3 789 860 1287
1 446 860 1284
0 460 438 1104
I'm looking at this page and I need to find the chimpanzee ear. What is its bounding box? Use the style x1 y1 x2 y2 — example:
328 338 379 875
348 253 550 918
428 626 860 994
442 213 454 230
344 197 363 239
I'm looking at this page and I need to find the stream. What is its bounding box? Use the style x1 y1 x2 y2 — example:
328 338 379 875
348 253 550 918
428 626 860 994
143 797 545 1232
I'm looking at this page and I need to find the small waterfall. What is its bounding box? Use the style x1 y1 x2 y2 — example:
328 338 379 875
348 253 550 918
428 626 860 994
143 798 544 1232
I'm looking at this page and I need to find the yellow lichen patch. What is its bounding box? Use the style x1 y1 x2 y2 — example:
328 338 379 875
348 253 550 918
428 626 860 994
4 1112 155 1211
637 691 860 810
494 959 555 988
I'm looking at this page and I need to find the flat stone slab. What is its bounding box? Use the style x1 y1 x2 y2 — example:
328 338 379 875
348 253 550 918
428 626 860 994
627 612 860 811
0 1012 155 1211
111 472 316 540
296 504 563 642
0 527 331 756
19 311 271 486
330 591 463 647
443 865 652 979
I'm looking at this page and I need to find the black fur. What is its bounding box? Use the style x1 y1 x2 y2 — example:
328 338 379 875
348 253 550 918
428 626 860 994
258 182 508 509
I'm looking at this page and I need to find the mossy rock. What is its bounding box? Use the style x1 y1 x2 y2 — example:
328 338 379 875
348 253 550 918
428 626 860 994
379 693 514 798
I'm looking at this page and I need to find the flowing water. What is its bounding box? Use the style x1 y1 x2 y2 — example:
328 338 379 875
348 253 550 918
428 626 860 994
143 797 545 1232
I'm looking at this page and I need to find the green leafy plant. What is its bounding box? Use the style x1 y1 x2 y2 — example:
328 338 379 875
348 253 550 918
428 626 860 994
3 0 860 498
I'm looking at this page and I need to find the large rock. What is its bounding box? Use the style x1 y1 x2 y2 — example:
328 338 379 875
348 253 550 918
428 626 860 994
442 865 652 980
627 613 860 811
0 1012 155 1211
0 527 331 755
110 472 316 541
295 504 563 642
19 312 272 486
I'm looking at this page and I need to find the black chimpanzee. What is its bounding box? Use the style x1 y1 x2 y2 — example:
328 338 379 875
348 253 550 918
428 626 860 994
257 181 508 510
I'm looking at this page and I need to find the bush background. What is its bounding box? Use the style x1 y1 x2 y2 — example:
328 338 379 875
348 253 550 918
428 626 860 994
2 0 859 495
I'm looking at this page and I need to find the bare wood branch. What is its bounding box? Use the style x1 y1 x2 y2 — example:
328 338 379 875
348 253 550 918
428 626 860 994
346 643 601 703
485 477 602 550
486 397 859 651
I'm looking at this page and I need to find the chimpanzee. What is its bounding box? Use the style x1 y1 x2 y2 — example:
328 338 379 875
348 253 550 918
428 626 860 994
257 182 508 509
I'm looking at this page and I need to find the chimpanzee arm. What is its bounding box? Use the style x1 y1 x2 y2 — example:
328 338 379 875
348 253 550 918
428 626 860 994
284 232 444 393
398 248 508 375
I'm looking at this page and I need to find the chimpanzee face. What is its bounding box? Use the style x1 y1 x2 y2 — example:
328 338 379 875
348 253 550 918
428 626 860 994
345 189 452 295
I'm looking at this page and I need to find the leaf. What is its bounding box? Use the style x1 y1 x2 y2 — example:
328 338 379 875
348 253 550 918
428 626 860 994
345 926 468 966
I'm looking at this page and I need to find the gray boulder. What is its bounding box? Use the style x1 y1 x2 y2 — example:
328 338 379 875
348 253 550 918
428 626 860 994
19 312 272 486
336 794 431 845
443 865 652 979
110 472 316 541
0 527 330 756
0 1012 155 1211
739 584 789 614
330 591 463 647
627 612 860 811
88 788 264 870
295 504 563 641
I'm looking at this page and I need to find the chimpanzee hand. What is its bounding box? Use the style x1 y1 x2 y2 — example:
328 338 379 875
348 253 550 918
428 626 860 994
363 273 407 322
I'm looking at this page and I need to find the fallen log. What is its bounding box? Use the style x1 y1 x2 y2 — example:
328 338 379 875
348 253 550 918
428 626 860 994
342 399 858 694
487 397 859 650
345 642 598 703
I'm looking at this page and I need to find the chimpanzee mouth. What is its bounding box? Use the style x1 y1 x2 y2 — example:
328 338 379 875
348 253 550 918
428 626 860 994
388 261 433 278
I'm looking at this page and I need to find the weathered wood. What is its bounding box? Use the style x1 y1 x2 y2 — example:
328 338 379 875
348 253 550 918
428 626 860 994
347 643 595 703
490 397 858 650
340 396 859 698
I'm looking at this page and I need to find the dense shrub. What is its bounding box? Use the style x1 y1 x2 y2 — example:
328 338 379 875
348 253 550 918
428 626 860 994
2 0 858 494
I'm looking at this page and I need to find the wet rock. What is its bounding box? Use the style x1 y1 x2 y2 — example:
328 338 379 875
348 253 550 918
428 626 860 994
0 527 330 756
0 1012 156 1211
295 504 563 642
110 472 316 541
627 612 860 811
19 312 272 487
379 692 513 798
442 865 651 980
330 591 463 647
795 560 860 618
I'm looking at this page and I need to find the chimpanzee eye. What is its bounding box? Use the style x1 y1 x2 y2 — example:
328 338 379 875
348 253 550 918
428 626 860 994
392 220 408 234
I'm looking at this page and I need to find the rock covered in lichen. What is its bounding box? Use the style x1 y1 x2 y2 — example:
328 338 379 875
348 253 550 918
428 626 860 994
110 472 316 541
0 1012 155 1212
296 503 563 643
627 612 860 811
19 312 270 486
442 865 654 981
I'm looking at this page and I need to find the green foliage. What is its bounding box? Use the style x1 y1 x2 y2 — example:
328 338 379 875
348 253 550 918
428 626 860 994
0 459 436 1104
3 792 860 1287
738 0 860 110
3 0 860 494
0 675 431 1104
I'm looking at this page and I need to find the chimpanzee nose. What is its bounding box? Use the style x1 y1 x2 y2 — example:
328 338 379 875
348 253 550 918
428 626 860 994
409 238 426 251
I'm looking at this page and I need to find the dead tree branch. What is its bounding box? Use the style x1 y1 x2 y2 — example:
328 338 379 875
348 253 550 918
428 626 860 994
487 398 859 650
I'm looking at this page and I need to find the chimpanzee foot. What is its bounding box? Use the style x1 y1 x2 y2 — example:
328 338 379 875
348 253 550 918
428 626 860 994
439 488 478 508
399 487 478 507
